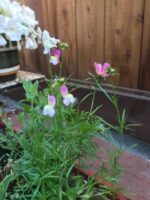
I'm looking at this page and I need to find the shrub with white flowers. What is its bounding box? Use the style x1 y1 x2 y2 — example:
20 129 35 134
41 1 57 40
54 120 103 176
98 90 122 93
0 0 59 51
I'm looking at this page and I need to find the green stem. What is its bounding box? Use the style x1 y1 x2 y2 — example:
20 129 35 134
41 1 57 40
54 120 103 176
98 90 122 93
58 96 63 130
59 52 65 78
59 63 62 78
90 88 96 113
96 80 125 133
42 180 46 200
31 100 33 111
49 63 53 81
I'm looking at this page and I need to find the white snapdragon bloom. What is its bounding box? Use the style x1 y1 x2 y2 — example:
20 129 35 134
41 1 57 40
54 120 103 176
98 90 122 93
23 6 37 21
42 30 53 54
43 95 56 118
63 94 76 106
11 1 22 16
25 36 38 49
5 21 22 42
42 30 60 54
22 5 38 28
43 105 55 117
50 37 60 46
36 27 42 44
0 0 39 46
0 35 7 46
0 0 60 51
13 14 31 36
0 0 13 17
60 85 76 106
0 16 8 34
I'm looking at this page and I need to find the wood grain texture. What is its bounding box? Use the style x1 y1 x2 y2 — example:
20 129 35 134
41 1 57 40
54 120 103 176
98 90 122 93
139 0 150 90
55 0 77 77
18 0 150 91
20 0 77 78
76 0 105 79
19 0 49 75
105 0 144 88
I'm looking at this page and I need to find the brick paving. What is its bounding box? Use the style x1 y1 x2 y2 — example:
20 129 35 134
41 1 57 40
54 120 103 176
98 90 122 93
80 137 150 200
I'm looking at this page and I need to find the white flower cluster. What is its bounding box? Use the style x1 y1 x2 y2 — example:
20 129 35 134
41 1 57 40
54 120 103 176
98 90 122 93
0 0 60 52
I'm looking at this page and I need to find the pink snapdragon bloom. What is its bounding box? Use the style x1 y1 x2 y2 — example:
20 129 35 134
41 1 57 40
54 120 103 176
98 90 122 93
60 85 76 106
50 49 61 65
43 95 56 117
94 62 110 78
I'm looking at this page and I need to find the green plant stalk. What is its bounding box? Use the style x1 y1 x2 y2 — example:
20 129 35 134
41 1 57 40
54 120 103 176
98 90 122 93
112 96 123 134
59 51 65 78
31 100 34 111
59 63 63 78
46 54 53 80
41 176 46 200
49 63 53 80
95 78 126 135
90 88 96 113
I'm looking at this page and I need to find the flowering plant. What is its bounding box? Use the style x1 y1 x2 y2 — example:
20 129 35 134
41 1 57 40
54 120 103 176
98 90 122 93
0 1 130 200
0 0 60 51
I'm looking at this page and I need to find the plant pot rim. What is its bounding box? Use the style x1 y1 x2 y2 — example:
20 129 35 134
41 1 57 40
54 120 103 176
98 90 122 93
0 47 18 52
0 65 20 76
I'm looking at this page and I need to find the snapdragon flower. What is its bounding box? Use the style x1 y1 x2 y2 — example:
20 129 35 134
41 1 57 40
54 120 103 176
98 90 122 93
60 85 76 106
42 30 60 54
25 36 38 49
50 49 61 65
36 27 42 44
0 35 7 46
5 20 23 42
0 16 8 34
0 0 38 47
43 95 56 118
94 62 110 78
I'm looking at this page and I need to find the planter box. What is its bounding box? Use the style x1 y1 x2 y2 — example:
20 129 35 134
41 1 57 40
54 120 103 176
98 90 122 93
0 47 20 82
1 79 150 200
1 79 150 143
0 89 130 200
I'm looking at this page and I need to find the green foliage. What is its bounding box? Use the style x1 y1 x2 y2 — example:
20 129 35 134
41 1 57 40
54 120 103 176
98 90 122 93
0 175 15 200
0 71 128 199
100 149 122 184
89 72 137 136
22 80 39 102
0 79 122 199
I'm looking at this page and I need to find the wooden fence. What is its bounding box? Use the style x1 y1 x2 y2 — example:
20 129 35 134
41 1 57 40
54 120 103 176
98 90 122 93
19 0 150 91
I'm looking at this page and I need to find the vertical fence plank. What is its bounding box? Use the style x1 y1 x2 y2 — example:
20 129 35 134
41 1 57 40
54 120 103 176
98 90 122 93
19 0 49 75
19 0 41 73
76 0 105 79
46 0 57 36
47 0 77 77
105 0 144 88
139 0 150 90
55 0 77 77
